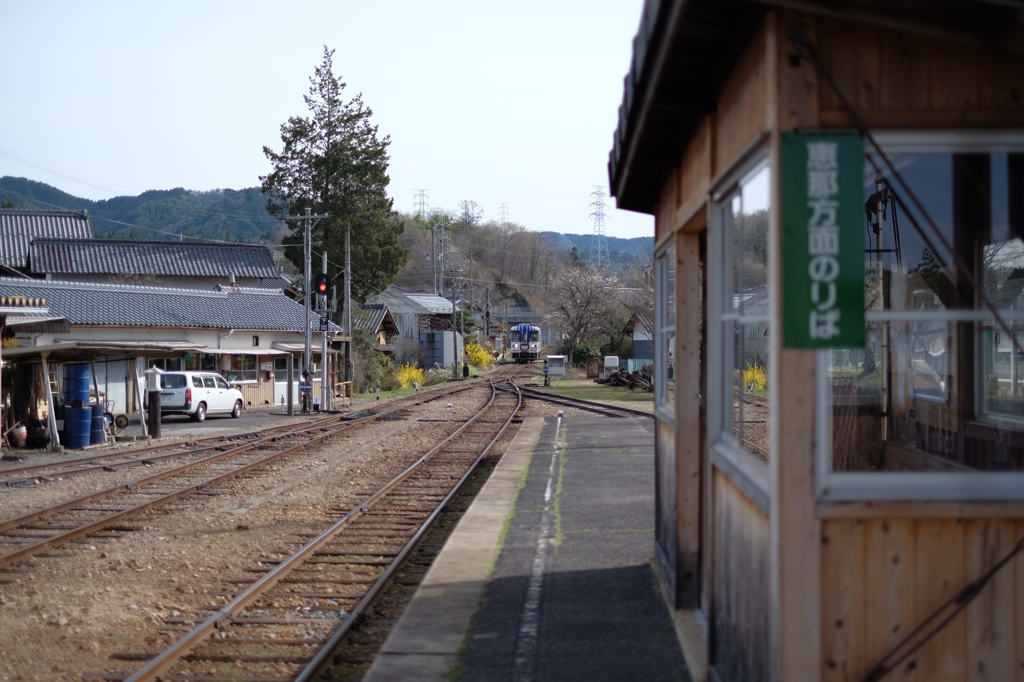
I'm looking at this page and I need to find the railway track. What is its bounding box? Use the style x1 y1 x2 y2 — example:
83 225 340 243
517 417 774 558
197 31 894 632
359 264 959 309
0 379 500 572
505 382 654 419
80 378 522 682
737 391 770 460
0 379 497 488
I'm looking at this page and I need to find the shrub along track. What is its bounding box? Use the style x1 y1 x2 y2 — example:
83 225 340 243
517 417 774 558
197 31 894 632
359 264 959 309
83 379 522 682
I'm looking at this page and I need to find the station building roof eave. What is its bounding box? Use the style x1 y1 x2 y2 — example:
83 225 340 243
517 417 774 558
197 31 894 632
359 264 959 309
608 0 1024 215
0 340 207 364
4 315 71 334
608 0 766 214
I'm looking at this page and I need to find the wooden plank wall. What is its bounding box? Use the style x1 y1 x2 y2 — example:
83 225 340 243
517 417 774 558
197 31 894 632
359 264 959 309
650 17 774 623
804 12 1024 682
712 470 771 682
816 17 1024 128
655 418 680 602
820 517 1024 681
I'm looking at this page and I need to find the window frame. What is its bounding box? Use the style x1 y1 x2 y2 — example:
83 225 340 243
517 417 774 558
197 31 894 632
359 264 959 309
224 354 259 384
708 150 773 509
815 129 1024 502
654 239 677 426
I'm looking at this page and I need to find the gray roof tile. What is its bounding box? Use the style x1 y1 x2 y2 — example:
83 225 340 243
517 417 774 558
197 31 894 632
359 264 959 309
0 210 94 269
29 238 280 279
0 277 339 332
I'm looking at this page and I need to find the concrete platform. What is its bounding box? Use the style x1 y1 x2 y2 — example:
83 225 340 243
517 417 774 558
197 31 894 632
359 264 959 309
363 416 690 682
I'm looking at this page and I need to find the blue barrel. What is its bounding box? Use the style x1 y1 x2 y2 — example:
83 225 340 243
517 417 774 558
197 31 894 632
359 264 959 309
90 404 106 445
64 364 91 406
64 406 93 449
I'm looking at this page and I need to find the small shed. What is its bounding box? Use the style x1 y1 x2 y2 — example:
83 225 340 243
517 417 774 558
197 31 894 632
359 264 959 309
622 310 654 361
546 354 566 377
353 304 400 358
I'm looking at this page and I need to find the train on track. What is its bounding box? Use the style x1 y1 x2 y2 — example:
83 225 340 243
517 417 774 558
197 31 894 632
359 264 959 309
509 324 541 363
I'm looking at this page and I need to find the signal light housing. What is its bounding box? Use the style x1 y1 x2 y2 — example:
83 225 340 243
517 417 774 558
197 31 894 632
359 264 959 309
312 273 331 299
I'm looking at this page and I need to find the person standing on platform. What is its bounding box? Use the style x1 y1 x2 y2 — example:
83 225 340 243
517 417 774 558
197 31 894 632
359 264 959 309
300 372 313 413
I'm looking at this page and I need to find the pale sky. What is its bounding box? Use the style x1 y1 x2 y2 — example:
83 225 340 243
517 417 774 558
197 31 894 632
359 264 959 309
1 1 653 240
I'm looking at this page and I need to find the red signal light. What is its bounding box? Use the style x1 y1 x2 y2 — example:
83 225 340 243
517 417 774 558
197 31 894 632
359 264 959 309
313 273 330 297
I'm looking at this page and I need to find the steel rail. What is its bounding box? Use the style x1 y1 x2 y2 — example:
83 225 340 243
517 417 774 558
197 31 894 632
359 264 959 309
0 379 484 485
507 383 654 418
0 420 354 569
0 382 483 569
122 379 521 682
0 420 325 484
296 380 522 681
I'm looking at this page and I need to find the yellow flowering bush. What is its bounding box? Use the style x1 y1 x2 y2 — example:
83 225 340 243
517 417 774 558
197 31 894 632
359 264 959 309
465 342 494 368
742 364 767 392
397 363 427 389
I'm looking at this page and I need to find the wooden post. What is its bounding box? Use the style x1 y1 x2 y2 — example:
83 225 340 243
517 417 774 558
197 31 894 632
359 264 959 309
134 357 148 438
769 10 821 682
286 353 294 416
677 229 703 608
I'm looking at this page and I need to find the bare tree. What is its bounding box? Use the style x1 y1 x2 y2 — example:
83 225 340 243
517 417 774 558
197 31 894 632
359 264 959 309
456 200 483 228
548 265 616 364
491 222 525 280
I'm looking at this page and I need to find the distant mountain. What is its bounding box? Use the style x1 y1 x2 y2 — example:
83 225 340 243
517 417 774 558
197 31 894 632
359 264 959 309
539 231 652 260
0 176 280 243
0 178 654 260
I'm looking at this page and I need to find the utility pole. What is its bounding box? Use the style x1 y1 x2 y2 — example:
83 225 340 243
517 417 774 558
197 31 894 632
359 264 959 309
304 209 312 374
284 208 328 390
321 250 330 412
452 266 463 379
345 222 354 385
438 216 446 299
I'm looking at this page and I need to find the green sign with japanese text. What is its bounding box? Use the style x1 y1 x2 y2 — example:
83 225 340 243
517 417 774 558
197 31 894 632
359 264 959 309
781 132 865 348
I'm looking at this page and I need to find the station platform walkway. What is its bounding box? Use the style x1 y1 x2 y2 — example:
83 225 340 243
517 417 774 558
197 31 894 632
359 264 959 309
362 416 692 682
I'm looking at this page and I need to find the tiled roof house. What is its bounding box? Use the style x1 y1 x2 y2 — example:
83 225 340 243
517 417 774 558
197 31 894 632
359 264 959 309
0 277 333 332
28 238 286 289
0 209 94 275
352 304 400 358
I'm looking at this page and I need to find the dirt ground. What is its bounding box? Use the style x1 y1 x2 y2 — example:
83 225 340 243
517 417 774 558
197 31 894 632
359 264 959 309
0 366 643 681
0 384 498 681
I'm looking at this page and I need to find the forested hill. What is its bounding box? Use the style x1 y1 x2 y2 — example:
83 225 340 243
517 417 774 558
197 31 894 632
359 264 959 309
0 176 279 243
538 231 651 261
0 177 653 260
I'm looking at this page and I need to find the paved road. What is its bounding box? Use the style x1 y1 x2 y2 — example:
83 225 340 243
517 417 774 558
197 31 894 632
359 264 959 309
112 400 385 442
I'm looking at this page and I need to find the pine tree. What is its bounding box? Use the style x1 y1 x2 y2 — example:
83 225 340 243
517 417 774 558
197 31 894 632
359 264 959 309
261 47 407 304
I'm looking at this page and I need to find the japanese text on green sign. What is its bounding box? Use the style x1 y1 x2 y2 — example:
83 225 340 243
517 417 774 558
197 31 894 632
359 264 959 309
781 132 865 348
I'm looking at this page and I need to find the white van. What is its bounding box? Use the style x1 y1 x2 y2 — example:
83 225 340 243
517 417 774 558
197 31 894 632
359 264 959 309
158 372 244 422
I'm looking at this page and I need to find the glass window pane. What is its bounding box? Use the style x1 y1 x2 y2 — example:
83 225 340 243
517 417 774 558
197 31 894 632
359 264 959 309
830 144 1024 473
715 161 772 461
656 242 677 414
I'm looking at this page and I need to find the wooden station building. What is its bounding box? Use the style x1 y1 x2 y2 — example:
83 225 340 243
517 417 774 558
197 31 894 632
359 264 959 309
609 1 1024 680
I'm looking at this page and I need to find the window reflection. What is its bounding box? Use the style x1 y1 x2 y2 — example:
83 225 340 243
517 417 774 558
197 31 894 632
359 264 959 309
720 163 771 460
830 147 1024 472
656 242 676 415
